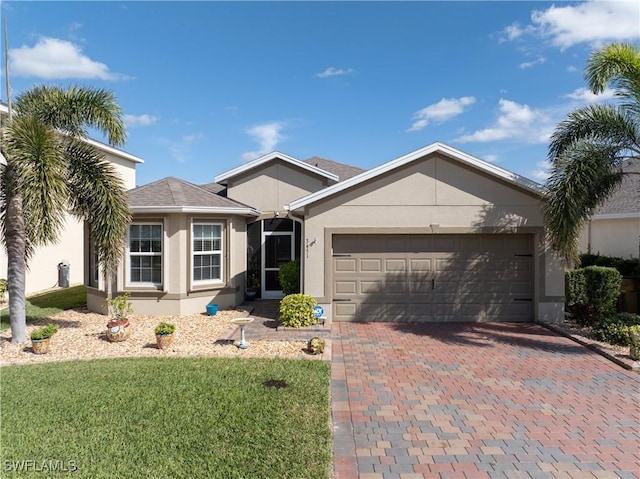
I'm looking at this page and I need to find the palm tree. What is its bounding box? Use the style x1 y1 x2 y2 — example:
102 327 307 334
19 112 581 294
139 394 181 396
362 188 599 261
543 43 640 263
0 85 131 343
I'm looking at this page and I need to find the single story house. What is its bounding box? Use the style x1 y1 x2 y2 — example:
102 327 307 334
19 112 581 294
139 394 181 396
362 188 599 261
86 142 565 323
580 158 640 259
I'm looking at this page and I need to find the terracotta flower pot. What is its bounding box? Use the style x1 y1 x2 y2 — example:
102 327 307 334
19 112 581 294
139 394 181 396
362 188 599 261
31 338 50 354
106 319 130 342
156 333 174 350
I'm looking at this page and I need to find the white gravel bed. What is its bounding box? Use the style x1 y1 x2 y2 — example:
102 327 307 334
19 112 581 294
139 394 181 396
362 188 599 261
0 308 310 366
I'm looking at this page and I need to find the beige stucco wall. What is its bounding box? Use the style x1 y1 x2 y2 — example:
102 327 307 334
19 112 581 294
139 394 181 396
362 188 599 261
580 217 640 259
87 213 247 316
299 154 564 322
0 150 138 296
226 160 328 212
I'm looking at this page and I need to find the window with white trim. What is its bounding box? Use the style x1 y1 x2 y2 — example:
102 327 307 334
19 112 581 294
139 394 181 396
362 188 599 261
192 223 223 284
129 224 163 285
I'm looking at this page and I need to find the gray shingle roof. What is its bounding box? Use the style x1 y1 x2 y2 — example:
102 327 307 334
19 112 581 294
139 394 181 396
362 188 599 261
594 158 640 215
303 157 366 182
128 177 250 209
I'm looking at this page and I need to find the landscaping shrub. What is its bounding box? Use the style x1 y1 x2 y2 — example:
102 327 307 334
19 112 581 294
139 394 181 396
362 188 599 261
592 313 640 346
567 266 622 326
580 253 640 277
279 294 317 328
583 266 622 320
565 269 587 310
279 259 300 296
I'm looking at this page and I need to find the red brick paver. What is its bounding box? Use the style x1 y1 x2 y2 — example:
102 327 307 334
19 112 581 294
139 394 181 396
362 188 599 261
331 322 640 479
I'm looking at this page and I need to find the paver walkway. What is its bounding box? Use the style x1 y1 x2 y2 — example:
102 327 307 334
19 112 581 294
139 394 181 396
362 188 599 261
332 322 640 479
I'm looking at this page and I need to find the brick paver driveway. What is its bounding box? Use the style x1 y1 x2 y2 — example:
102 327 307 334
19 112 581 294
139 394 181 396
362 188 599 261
331 322 640 479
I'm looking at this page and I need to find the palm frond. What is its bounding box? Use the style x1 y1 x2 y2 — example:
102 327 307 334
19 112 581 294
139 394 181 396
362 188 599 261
585 43 640 96
65 139 131 273
14 85 126 146
543 142 625 262
548 104 640 161
2 116 68 248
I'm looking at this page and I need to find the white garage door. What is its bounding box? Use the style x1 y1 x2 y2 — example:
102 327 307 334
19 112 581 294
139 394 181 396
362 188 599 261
332 234 533 322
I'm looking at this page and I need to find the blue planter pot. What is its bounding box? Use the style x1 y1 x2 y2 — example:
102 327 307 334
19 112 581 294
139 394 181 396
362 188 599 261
206 304 218 316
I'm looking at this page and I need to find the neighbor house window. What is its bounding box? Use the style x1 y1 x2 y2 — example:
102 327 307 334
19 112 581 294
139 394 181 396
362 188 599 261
128 224 163 285
192 223 223 284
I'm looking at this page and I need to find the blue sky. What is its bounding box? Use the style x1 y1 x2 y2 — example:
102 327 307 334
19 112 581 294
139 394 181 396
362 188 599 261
2 1 639 187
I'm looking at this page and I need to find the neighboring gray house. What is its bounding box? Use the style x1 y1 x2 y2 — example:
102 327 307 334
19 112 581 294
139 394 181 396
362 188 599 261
580 158 640 259
87 142 565 323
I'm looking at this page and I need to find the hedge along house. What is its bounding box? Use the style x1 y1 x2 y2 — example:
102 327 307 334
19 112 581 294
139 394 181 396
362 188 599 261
87 142 565 323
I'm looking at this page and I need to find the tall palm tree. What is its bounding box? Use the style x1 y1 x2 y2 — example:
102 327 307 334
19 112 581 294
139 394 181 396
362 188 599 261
1 85 131 343
543 43 640 263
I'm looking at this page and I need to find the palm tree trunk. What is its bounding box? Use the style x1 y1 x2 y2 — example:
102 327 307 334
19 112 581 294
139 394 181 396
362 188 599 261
6 179 27 343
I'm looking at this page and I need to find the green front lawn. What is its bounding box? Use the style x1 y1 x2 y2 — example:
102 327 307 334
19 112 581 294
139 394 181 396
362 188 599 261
0 285 86 330
1 357 332 479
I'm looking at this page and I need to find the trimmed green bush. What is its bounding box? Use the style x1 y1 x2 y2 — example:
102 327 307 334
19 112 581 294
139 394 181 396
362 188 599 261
279 259 300 296
567 266 622 326
583 266 622 320
279 294 317 328
565 269 587 309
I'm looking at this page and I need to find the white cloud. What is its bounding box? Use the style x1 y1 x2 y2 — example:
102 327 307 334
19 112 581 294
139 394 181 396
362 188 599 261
483 154 499 163
501 23 526 42
316 67 354 78
519 57 546 70
242 122 286 161
182 133 203 144
530 160 552 181
407 96 476 132
124 114 158 127
564 87 616 104
10 37 124 80
528 0 639 49
455 99 552 144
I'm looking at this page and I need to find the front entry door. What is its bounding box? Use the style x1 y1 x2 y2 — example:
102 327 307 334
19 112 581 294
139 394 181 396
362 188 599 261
262 232 294 299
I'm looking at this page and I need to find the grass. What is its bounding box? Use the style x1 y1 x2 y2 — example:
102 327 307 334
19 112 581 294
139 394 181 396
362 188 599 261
1 357 332 479
0 285 86 331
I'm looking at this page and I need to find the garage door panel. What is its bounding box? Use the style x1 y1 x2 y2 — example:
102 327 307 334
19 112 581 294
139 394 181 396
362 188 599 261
360 259 382 272
410 280 433 294
410 258 432 272
360 280 383 294
332 234 533 322
385 280 408 294
335 258 357 272
334 302 357 319
335 280 357 295
385 258 407 272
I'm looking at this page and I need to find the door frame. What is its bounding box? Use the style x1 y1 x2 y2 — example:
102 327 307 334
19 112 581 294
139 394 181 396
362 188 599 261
261 230 294 299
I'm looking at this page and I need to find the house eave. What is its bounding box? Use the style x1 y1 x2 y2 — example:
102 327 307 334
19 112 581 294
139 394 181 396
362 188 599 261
286 142 543 211
130 206 261 216
590 212 640 220
1 102 144 165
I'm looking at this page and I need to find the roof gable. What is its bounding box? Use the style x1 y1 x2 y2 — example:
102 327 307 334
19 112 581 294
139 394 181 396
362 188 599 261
303 157 366 182
287 142 543 211
128 177 259 215
214 151 339 185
